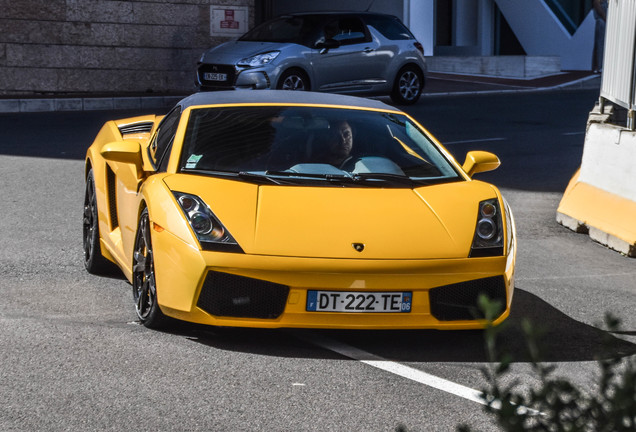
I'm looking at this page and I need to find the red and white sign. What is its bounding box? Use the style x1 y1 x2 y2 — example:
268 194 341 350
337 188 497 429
210 6 248 36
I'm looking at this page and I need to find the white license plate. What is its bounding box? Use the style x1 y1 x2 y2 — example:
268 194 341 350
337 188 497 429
307 291 412 313
204 72 227 81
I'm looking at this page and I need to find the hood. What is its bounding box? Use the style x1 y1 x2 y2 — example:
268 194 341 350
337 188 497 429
201 41 291 64
163 175 499 259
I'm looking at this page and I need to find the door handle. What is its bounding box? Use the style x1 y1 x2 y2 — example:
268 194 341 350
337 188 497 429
363 47 374 53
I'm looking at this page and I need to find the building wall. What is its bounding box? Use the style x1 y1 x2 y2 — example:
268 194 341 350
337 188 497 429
0 0 254 96
264 0 403 18
494 0 595 70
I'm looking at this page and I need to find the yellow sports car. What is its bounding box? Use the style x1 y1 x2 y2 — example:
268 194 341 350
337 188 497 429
83 91 515 330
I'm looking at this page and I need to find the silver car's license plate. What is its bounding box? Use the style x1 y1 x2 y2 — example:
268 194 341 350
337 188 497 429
204 72 227 81
306 290 412 313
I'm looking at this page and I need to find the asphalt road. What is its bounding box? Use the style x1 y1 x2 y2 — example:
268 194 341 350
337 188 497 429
1 89 635 431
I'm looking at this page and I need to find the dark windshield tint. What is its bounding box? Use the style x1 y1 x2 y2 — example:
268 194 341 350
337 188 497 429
363 15 414 40
180 106 460 184
239 16 320 46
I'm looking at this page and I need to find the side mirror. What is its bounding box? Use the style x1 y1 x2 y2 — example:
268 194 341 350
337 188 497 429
101 140 146 179
462 151 500 178
101 140 142 165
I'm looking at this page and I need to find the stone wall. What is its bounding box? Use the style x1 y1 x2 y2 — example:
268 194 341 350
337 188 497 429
0 0 254 96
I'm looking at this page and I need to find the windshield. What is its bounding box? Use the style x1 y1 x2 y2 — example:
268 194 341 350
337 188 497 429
239 16 319 45
179 106 461 187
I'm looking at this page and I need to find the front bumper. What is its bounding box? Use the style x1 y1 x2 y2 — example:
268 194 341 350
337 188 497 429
197 63 275 90
151 227 515 330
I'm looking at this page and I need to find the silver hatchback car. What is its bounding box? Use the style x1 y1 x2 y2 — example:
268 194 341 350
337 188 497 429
196 12 427 105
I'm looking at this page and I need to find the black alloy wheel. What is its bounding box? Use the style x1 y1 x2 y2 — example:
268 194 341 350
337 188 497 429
132 208 168 328
277 69 310 91
391 66 424 105
83 169 112 274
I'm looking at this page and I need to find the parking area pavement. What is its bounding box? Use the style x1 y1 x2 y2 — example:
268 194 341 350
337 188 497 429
0 71 601 114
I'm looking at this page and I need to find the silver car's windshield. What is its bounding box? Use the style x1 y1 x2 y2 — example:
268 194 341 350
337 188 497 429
179 106 461 187
239 16 320 45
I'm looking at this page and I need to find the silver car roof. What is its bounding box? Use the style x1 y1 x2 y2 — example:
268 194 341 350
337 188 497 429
178 90 399 111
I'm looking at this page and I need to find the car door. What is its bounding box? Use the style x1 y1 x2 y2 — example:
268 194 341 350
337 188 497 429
118 107 182 265
311 16 383 91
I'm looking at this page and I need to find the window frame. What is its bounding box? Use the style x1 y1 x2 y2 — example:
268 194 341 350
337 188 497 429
147 106 182 171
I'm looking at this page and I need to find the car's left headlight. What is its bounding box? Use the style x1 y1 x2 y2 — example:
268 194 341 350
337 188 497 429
237 51 280 67
469 198 504 257
174 192 243 253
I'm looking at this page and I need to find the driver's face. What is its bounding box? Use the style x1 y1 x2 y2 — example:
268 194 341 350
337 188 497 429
331 122 353 156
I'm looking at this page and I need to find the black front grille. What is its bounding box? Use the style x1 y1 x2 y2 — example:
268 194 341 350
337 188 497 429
429 276 507 321
197 271 290 319
197 64 237 88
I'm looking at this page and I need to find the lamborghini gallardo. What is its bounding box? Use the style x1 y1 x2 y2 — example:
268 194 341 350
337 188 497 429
83 91 515 329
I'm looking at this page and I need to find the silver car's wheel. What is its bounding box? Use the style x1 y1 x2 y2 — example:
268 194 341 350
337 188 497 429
277 69 310 91
391 66 423 105
83 169 112 274
132 209 168 328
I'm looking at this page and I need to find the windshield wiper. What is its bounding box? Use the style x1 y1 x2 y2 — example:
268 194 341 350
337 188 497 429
265 170 418 186
240 171 351 185
180 168 283 185
264 170 330 178
237 171 283 185
351 172 415 186
265 171 361 184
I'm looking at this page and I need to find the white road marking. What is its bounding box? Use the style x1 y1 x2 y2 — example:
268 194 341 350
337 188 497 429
300 332 540 415
444 137 506 145
304 333 486 405
516 271 636 281
561 131 585 136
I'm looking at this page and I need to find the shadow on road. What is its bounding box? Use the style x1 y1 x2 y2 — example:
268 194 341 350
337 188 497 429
167 288 636 364
0 109 164 160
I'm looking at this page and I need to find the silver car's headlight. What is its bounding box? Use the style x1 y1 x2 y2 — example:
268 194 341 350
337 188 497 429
470 199 504 257
174 192 243 253
237 51 280 67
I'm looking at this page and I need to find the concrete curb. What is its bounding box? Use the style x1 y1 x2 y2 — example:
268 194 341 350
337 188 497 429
0 95 185 114
421 74 601 98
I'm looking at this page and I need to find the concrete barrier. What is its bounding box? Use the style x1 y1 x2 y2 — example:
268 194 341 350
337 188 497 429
557 107 636 257
425 56 561 79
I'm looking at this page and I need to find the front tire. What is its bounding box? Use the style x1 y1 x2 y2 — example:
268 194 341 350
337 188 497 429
390 66 423 105
83 169 113 274
132 208 168 329
277 68 310 91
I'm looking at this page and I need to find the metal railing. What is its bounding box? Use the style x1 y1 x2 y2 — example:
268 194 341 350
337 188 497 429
600 0 636 129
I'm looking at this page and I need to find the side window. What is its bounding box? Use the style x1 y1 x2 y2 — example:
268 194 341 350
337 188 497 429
149 106 181 169
363 16 414 40
318 17 369 46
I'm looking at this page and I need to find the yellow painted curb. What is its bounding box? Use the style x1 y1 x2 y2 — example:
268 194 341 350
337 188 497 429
557 169 636 257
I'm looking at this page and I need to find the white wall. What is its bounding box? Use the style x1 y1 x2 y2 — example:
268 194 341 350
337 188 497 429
404 0 435 56
494 0 595 70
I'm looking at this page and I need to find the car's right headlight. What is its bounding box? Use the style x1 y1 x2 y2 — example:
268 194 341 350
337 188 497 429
469 198 504 257
237 51 280 67
174 192 243 253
